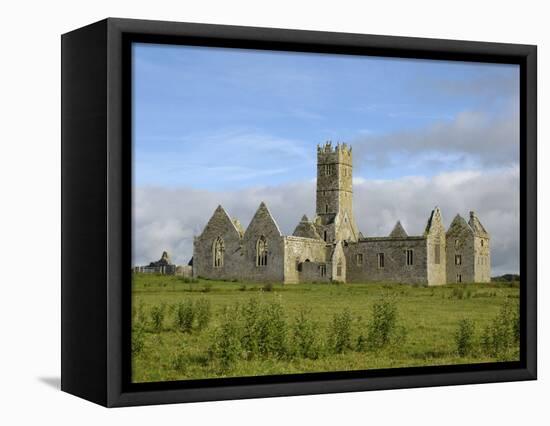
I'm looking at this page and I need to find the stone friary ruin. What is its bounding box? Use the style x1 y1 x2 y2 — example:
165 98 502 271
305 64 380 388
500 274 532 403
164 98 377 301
193 142 491 285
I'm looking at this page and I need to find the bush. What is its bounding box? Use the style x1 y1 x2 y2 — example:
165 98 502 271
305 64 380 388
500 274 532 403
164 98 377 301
454 318 475 357
132 326 146 355
210 306 242 371
262 282 274 292
171 351 187 373
239 298 288 359
195 298 212 331
328 309 353 354
291 309 320 359
366 299 399 350
481 301 519 359
150 303 166 332
257 301 288 358
512 306 520 344
241 298 261 357
174 300 195 333
201 282 213 293
132 301 147 328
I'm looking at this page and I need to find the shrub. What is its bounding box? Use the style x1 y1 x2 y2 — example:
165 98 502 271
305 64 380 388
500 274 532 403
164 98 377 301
512 306 520 344
262 282 274 292
240 298 288 359
481 301 519 359
210 306 242 371
241 298 261 357
174 300 195 333
239 284 247 291
171 352 187 373
132 301 147 328
201 282 213 293
132 326 146 355
257 301 288 358
450 286 464 300
328 309 353 354
195 298 212 331
150 303 166 332
454 318 475 357
291 309 320 359
366 299 398 350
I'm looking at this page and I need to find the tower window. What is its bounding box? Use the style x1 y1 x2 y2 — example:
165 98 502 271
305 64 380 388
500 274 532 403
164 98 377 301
325 204 329 213
213 236 225 268
356 253 363 266
319 264 327 277
455 239 460 248
323 164 334 176
406 249 414 266
256 236 268 266
455 254 462 265
323 230 328 242
457 274 462 283
434 244 441 264
377 253 385 269
481 239 484 247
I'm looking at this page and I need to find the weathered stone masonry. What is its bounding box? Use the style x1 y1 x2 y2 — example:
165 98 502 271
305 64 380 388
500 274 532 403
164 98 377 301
192 142 491 285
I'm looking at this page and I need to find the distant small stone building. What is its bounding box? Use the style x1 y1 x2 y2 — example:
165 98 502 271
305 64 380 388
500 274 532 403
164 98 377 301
192 142 491 285
134 251 177 275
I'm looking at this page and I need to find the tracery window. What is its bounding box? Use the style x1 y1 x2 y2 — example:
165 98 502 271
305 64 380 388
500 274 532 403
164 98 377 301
213 236 224 268
256 236 268 266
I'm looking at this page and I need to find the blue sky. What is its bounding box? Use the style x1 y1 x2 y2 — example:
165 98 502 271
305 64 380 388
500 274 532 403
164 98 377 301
133 43 519 189
132 42 520 274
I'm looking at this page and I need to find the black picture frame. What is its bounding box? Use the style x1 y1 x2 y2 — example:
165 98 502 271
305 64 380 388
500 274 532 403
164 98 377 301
61 17 537 407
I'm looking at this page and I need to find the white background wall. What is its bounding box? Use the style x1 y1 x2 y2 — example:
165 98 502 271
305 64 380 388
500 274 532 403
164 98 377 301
0 0 546 423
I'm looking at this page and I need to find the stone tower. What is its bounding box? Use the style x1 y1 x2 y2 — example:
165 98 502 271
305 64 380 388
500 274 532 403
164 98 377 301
315 142 358 243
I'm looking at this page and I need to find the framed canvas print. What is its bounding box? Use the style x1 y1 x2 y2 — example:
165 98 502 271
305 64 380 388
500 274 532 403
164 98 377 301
61 18 537 407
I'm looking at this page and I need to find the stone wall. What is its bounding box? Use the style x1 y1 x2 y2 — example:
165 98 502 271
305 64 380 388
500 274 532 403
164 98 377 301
299 260 331 283
344 237 428 284
473 236 491 282
238 202 286 282
175 265 193 278
283 236 328 283
193 205 243 281
446 216 475 283
425 208 447 286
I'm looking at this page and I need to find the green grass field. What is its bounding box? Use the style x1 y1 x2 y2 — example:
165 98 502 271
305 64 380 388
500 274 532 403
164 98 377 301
131 274 520 383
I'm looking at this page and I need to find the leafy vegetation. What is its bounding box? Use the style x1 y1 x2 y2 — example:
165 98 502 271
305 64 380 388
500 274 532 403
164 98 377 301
131 274 520 383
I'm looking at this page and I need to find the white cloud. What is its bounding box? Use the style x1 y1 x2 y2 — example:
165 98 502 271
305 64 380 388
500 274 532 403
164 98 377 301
352 106 519 174
133 166 519 276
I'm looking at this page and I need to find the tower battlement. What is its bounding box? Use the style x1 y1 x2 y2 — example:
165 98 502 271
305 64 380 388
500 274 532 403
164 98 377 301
317 141 352 168
317 141 352 155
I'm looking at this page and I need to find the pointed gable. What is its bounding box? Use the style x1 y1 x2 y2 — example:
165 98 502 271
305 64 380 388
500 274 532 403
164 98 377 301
389 221 408 238
292 214 322 240
334 211 358 242
468 211 489 238
446 214 473 237
244 201 283 239
197 205 241 240
424 206 445 236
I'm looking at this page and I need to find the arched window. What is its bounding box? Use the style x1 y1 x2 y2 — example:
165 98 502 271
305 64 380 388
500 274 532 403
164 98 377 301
256 236 268 266
212 236 224 268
